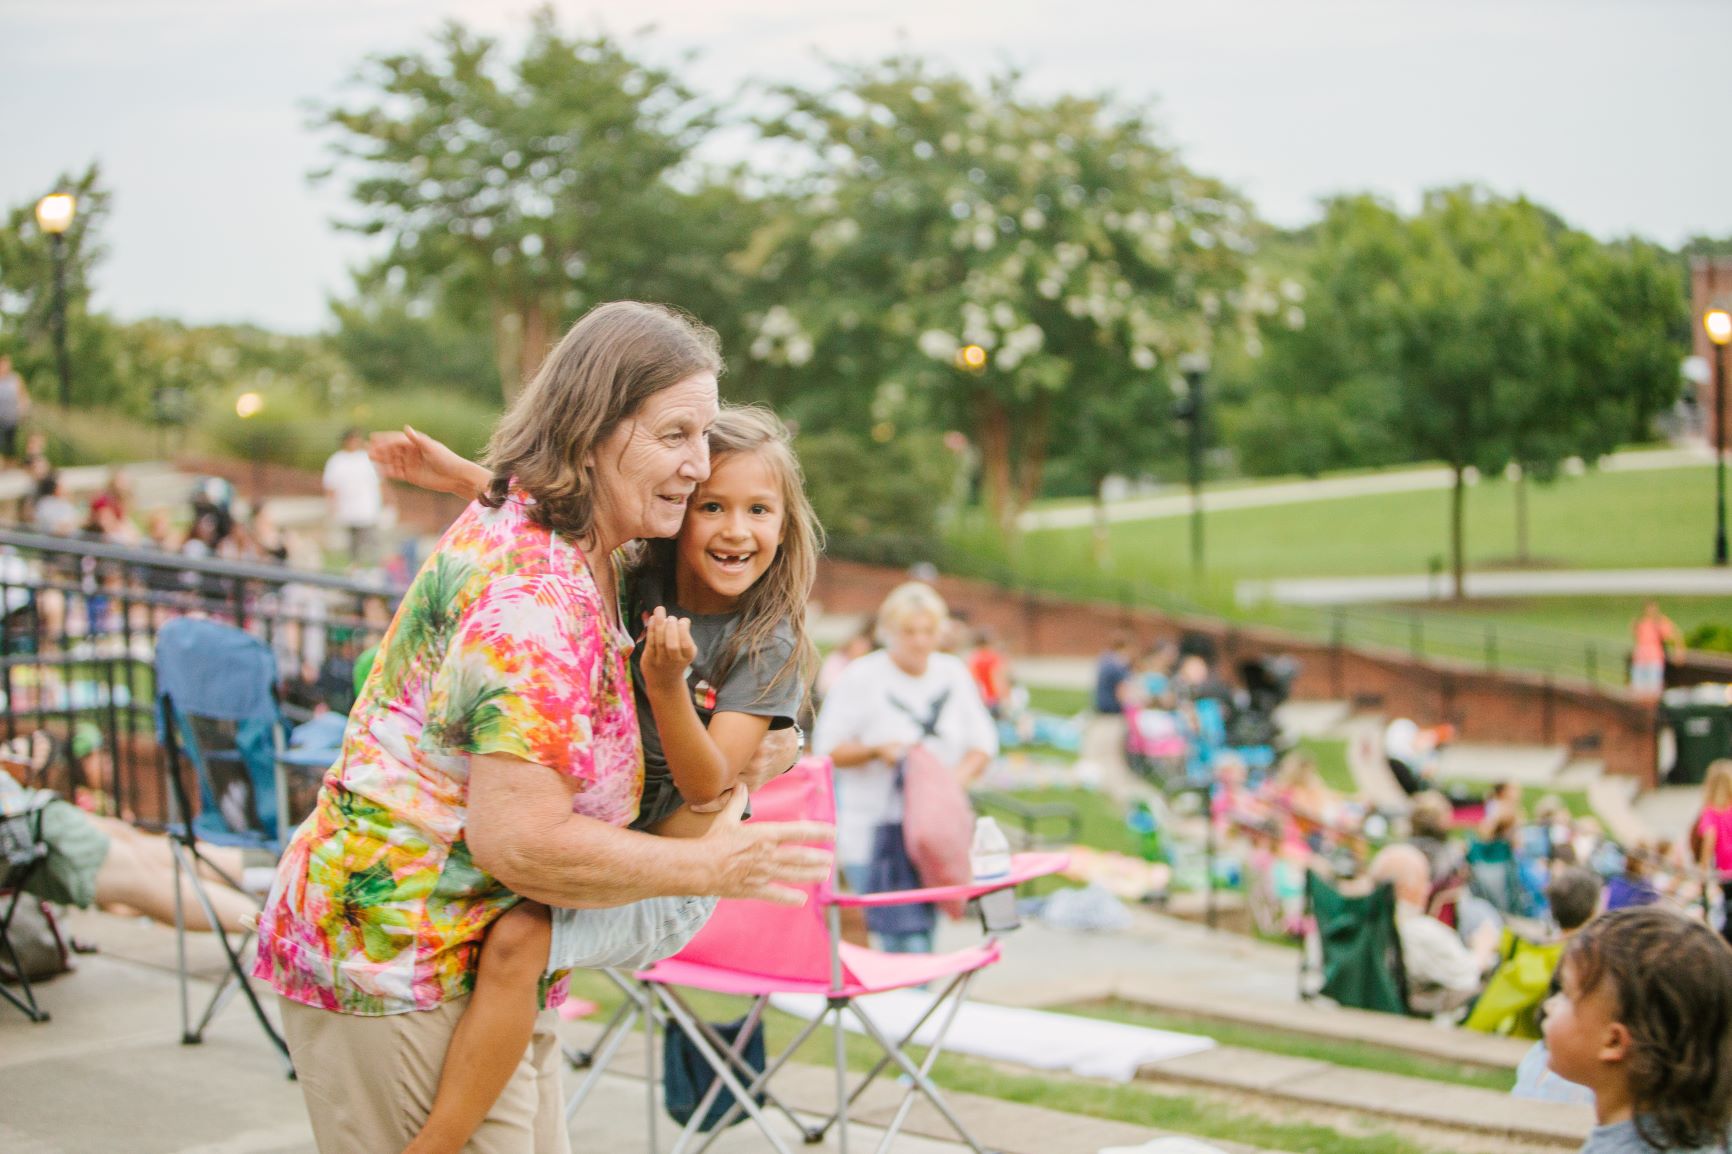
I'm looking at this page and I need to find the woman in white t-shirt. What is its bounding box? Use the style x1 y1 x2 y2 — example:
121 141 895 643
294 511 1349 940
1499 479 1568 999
812 581 997 953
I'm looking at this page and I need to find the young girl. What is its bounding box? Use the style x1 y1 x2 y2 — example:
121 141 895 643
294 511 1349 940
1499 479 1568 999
377 407 821 1154
1542 905 1732 1153
1693 760 1732 947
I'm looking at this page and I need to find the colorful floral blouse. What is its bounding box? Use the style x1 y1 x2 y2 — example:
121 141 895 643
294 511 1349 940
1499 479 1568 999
252 494 642 1015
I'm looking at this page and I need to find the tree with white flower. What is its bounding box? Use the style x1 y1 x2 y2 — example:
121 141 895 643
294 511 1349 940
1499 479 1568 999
743 57 1260 531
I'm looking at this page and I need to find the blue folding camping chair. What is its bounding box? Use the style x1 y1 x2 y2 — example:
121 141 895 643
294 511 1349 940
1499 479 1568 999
156 616 295 1073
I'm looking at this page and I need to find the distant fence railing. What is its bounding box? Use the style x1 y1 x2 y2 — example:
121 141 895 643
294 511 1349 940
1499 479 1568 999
827 533 1630 690
0 526 404 823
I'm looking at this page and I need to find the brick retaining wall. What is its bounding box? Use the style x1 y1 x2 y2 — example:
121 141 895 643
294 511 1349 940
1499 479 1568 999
816 558 1661 786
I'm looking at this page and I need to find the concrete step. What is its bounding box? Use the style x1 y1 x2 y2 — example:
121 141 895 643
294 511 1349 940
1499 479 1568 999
1272 700 1350 740
1551 759 1606 792
1629 783 1705 846
1434 742 1571 788
1141 1044 1589 1147
1589 775 1647 847
1108 973 1531 1071
565 1019 1292 1154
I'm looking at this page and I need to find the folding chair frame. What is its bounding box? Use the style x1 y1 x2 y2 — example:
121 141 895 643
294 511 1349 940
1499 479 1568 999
160 687 294 1076
620 905 999 1154
0 805 52 1022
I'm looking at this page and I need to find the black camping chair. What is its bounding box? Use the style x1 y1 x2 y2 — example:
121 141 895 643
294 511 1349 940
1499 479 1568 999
0 801 53 1021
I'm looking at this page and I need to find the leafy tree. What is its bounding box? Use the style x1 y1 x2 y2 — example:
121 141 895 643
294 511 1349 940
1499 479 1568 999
0 163 127 410
326 289 497 397
1215 202 1410 478
314 8 740 399
742 57 1260 531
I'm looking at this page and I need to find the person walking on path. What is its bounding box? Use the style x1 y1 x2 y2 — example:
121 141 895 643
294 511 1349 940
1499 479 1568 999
1629 601 1683 702
322 427 392 567
0 354 31 467
252 303 832 1154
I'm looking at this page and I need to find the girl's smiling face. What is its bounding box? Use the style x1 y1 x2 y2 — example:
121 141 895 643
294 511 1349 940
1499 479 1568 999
674 450 784 614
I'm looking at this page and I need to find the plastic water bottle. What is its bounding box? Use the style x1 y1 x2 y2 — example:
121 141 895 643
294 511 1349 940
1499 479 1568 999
970 816 1012 882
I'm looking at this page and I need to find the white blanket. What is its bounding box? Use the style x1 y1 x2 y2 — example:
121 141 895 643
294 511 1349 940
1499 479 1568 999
769 989 1213 1083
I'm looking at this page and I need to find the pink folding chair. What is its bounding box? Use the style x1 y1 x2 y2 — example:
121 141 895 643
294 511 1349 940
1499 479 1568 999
576 755 1065 1154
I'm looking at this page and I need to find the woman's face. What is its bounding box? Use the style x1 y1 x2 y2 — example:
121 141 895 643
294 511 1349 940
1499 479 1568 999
886 610 943 674
589 372 718 548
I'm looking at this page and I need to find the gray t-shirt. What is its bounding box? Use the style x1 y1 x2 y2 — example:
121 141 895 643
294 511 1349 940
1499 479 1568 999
627 566 802 830
1581 1119 1729 1154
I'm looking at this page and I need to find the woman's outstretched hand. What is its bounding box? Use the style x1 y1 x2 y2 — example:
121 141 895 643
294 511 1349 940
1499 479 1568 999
369 425 488 499
699 786 834 906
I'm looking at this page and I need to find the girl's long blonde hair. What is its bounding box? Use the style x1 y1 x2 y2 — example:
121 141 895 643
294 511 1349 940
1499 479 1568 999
643 404 822 697
1704 760 1732 811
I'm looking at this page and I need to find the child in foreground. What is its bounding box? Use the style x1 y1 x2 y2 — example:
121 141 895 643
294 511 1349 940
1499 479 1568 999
383 407 820 1154
1541 905 1732 1153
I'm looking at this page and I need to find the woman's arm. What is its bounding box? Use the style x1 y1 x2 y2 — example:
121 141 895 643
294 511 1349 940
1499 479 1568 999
369 426 490 499
466 753 833 908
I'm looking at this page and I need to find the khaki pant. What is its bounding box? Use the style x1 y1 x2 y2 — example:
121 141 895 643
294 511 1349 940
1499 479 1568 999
279 995 572 1154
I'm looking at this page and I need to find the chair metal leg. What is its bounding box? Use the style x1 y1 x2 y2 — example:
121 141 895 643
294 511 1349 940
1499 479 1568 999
833 1003 849 1154
685 997 827 1154
169 840 293 1077
868 975 980 1154
805 970 969 1139
656 990 796 1154
0 887 50 1023
844 980 993 1154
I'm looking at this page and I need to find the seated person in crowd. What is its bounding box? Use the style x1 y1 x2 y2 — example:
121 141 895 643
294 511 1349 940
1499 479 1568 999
1482 780 1522 829
1511 866 1604 1105
1407 790 1466 887
1384 717 1448 796
1369 843 1501 1016
1 733 255 933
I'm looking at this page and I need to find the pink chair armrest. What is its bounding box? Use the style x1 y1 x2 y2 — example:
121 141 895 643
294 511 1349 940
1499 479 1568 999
827 851 1069 908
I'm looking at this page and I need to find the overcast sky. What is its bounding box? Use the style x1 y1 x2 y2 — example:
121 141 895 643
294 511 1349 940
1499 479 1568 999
3 0 1726 333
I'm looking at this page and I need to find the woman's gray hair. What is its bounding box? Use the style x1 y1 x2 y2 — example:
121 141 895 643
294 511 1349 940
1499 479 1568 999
876 581 948 642
481 301 722 538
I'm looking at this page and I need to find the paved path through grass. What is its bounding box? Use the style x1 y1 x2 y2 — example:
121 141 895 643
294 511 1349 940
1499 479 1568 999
1238 566 1732 605
1018 446 1708 531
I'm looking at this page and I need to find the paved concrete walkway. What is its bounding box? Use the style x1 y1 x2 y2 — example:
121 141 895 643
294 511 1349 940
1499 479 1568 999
1237 566 1732 606
1018 446 1709 532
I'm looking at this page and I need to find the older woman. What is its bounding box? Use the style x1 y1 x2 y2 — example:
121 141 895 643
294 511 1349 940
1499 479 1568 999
812 581 997 953
252 302 832 1153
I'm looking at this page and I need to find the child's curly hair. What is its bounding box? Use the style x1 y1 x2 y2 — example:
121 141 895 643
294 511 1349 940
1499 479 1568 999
1566 906 1732 1150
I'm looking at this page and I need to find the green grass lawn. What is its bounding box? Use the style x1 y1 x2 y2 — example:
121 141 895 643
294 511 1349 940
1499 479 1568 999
560 971 1458 1154
1017 464 1712 584
1296 737 1355 795
1402 594 1728 653
1022 684 1092 716
1059 999 1516 1093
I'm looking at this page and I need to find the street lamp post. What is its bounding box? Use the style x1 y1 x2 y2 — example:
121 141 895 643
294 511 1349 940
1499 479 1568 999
1705 308 1732 566
33 194 77 410
236 392 266 502
1177 352 1211 577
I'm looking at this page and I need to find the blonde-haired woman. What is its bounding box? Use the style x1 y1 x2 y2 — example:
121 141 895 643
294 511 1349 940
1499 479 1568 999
1695 759 1732 945
813 580 998 953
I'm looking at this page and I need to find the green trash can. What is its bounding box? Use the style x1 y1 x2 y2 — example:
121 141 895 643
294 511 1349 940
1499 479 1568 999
1660 688 1732 786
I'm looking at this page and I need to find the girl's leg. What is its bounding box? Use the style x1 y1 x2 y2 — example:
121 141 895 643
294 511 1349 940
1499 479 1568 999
403 901 551 1154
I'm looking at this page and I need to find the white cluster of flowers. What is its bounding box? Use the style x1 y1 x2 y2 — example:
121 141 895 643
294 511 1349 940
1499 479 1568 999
749 305 815 367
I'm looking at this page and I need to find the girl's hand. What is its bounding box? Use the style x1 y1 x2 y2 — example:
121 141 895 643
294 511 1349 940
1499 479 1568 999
369 425 483 499
641 606 696 692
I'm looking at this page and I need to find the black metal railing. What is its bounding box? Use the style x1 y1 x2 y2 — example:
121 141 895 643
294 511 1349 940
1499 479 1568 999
0 526 404 824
